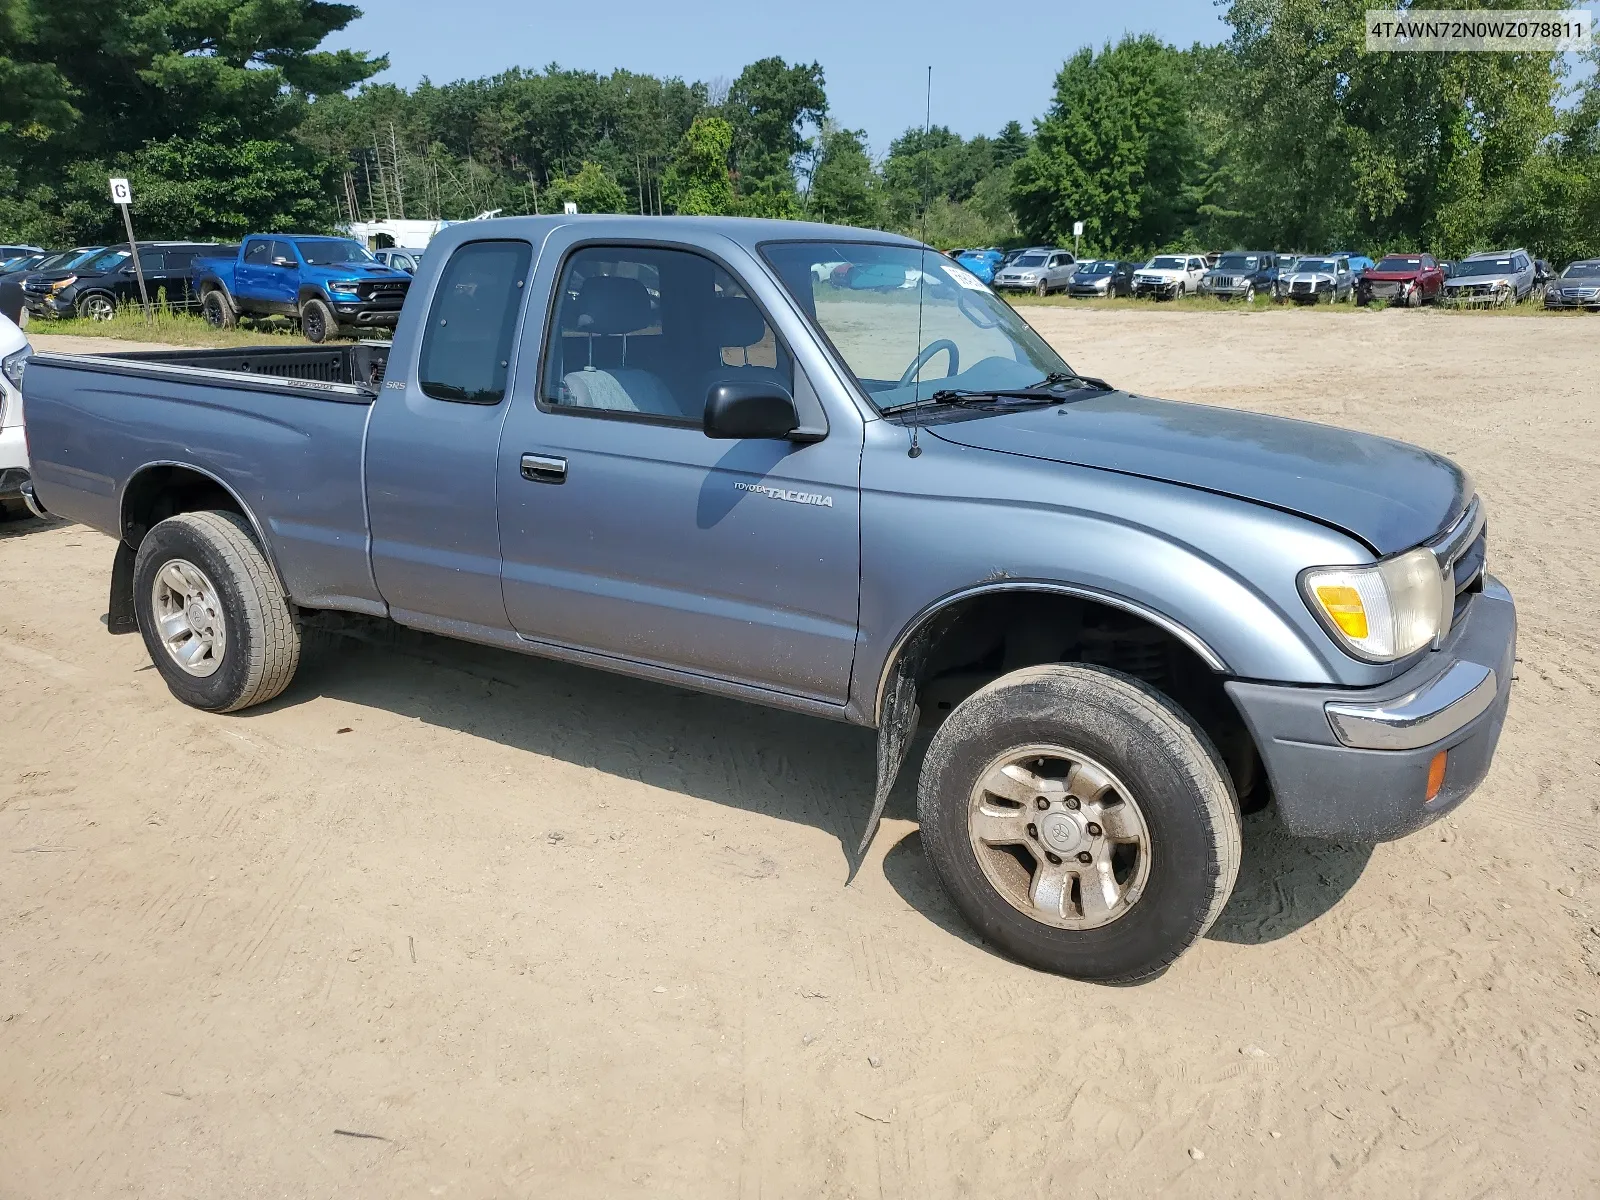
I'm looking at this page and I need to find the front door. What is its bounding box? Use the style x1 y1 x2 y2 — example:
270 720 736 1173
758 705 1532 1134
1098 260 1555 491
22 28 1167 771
496 236 863 703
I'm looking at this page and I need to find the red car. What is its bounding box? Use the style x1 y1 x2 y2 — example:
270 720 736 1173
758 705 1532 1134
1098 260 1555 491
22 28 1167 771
1356 253 1446 307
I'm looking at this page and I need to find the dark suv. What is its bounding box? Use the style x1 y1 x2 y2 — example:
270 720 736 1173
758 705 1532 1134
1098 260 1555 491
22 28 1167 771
22 241 225 320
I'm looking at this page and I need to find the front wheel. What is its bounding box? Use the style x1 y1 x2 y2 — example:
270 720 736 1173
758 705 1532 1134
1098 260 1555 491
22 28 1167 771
76 293 116 321
1242 283 1255 304
1034 278 1048 297
299 297 335 344
918 664 1241 983
132 511 302 712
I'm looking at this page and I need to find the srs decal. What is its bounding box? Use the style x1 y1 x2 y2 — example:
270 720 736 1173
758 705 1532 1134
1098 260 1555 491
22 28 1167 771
734 481 834 508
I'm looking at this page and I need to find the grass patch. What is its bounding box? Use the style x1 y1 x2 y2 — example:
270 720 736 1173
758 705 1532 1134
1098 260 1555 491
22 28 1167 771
26 304 317 347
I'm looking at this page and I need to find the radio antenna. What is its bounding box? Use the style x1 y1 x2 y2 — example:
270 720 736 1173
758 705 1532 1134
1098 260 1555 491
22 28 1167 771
908 64 932 459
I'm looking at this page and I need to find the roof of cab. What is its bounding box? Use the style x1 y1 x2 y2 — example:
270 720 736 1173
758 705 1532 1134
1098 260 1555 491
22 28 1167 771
423 214 926 257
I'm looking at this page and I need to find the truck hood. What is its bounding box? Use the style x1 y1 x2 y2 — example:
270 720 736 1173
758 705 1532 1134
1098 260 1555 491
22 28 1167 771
925 390 1466 555
1362 268 1426 282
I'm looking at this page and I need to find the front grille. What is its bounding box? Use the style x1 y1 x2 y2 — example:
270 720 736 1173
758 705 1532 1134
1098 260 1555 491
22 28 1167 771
1292 280 1314 293
1369 282 1401 298
357 279 409 305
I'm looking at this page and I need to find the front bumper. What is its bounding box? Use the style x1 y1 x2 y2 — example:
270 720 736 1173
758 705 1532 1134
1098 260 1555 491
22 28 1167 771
328 301 403 326
1132 278 1180 297
22 293 73 318
1225 575 1516 841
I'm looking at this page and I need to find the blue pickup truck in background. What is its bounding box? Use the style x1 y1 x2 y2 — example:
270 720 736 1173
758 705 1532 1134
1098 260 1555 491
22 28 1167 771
193 235 412 343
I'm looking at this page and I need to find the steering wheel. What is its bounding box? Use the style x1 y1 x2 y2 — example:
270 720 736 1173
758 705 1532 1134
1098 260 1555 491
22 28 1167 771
897 339 960 389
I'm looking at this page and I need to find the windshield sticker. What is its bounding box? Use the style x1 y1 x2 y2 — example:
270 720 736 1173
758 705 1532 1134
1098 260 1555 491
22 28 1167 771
940 263 990 292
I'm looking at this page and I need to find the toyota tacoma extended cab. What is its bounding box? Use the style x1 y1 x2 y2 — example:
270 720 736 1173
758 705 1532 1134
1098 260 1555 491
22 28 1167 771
21 216 1516 983
193 235 411 342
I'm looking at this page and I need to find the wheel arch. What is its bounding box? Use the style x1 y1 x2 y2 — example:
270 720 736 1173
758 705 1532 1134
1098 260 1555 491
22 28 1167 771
117 462 288 592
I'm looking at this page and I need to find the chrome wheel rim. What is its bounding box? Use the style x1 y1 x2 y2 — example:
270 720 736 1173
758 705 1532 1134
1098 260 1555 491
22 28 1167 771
82 295 114 321
967 744 1152 930
152 559 226 677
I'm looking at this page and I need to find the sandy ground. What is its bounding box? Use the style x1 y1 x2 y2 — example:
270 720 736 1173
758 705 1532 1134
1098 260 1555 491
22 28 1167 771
3 309 1597 1198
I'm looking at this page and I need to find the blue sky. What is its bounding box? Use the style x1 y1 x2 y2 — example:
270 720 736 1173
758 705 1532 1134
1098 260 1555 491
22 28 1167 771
325 0 1231 154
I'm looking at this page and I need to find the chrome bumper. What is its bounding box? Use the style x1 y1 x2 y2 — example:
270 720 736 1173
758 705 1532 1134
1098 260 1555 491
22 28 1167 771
20 480 47 518
1325 660 1497 750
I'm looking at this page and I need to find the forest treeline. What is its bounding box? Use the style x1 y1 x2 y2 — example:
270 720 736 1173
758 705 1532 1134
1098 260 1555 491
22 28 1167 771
3 1 1597 261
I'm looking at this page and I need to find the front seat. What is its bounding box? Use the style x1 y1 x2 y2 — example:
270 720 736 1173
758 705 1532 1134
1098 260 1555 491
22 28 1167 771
559 275 680 416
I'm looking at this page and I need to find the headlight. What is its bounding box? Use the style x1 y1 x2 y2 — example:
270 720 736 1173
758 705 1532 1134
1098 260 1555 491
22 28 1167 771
50 276 77 292
1301 547 1446 661
1 344 30 389
1019 272 1038 281
328 281 359 295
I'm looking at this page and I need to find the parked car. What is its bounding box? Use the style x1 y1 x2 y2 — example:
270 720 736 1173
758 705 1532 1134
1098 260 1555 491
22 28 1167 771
1277 255 1355 304
1065 260 1137 298
1355 253 1446 307
955 248 1004 284
194 235 413 343
373 247 424 274
1440 249 1536 307
0 244 43 262
0 312 31 518
21 216 1517 984
1331 254 1375 279
22 241 221 320
1201 252 1278 301
0 252 51 279
1131 254 1208 299
992 248 1076 294
1543 259 1600 311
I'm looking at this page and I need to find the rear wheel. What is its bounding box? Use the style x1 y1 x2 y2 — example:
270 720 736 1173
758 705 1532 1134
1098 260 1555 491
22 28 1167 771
299 298 335 344
201 289 236 330
918 664 1241 983
132 511 302 713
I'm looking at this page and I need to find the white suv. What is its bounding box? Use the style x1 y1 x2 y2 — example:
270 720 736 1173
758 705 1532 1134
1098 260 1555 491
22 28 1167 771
0 313 33 518
1131 254 1207 300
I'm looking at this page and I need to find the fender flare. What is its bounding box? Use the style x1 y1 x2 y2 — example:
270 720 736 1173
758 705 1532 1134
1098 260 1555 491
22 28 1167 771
111 461 292 630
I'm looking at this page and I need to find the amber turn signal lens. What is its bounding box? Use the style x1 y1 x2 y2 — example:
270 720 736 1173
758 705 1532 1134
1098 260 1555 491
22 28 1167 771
1314 584 1369 639
1425 750 1447 802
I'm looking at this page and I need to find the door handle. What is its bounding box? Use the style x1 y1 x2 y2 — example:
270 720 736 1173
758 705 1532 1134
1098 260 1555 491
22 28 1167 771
520 453 567 484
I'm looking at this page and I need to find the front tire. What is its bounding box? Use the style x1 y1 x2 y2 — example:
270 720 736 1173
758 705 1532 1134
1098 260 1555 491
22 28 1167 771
132 511 302 713
918 664 1241 983
1034 279 1048 297
77 293 116 321
299 297 335 343
201 289 236 330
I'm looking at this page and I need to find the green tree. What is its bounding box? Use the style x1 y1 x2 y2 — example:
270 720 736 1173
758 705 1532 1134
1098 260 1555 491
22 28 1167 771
0 0 381 243
724 57 828 214
807 123 879 226
543 159 629 214
662 116 736 215
1010 35 1199 255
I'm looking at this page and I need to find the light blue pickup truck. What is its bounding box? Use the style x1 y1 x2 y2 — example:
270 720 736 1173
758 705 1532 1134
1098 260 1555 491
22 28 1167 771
21 216 1515 982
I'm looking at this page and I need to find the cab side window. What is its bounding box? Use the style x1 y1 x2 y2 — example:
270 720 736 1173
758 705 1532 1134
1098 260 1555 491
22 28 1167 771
418 239 534 405
243 240 271 265
541 245 793 425
270 240 298 266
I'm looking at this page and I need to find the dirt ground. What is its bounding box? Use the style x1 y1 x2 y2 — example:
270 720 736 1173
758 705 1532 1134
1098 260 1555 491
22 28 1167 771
3 308 1597 1198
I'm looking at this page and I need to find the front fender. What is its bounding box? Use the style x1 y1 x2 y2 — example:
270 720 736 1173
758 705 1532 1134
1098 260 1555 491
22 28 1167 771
848 426 1383 723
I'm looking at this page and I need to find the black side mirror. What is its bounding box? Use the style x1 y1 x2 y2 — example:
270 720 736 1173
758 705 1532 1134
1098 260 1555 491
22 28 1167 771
704 382 801 440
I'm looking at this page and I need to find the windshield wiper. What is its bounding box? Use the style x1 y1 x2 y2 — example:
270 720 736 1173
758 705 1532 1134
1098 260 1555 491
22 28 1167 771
880 372 1113 416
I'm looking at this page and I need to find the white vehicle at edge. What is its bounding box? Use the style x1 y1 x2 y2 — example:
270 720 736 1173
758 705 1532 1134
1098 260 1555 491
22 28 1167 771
1131 254 1207 300
0 313 33 517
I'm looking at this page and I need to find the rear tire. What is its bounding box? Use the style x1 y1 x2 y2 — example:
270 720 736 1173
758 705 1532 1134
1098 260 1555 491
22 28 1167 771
201 289 236 330
299 298 335 344
132 511 302 713
918 664 1241 983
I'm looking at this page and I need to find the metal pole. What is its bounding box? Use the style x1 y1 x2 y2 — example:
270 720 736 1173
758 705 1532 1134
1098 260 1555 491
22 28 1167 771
119 202 152 322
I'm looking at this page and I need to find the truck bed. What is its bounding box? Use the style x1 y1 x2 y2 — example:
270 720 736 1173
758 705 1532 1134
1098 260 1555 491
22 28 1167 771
24 340 393 615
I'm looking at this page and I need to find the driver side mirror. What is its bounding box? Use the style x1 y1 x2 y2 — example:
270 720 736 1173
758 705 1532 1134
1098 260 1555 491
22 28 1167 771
704 382 801 440
272 257 295 268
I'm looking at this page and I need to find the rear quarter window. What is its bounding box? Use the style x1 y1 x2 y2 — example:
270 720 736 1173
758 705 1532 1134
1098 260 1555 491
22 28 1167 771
418 240 534 405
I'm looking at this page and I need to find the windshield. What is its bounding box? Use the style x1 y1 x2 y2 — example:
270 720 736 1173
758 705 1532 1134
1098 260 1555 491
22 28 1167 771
1453 257 1514 277
81 247 131 272
762 241 1073 411
1012 254 1047 267
1376 257 1423 270
295 239 376 266
1294 259 1337 273
1148 256 1186 270
1561 261 1600 278
1215 256 1260 270
1076 261 1114 275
